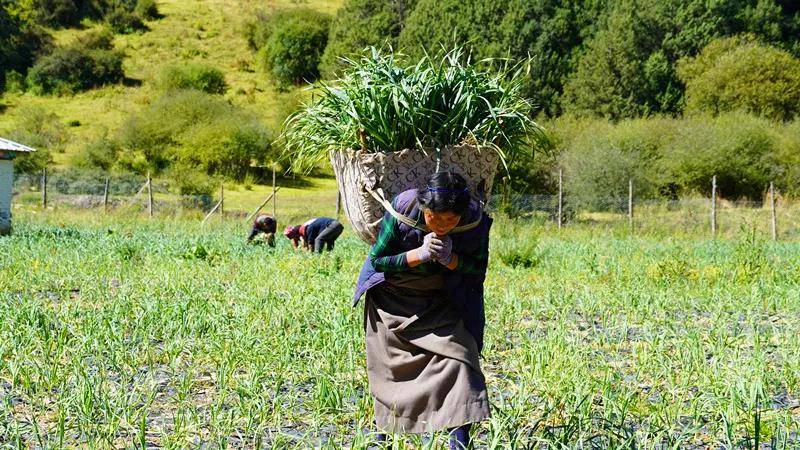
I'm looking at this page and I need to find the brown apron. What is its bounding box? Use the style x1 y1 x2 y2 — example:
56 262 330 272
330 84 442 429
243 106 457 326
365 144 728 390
365 272 490 433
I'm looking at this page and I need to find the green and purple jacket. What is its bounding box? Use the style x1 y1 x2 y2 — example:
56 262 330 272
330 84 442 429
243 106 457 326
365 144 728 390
354 188 492 350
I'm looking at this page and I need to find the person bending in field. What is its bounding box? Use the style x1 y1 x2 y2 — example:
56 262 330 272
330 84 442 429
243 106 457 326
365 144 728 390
353 171 492 449
283 217 344 253
246 214 277 247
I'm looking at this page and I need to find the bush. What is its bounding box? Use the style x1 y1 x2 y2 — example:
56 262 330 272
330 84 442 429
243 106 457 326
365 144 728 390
0 5 52 91
119 90 274 179
135 0 160 20
156 63 228 94
105 7 147 34
26 34 124 94
250 8 331 86
320 0 417 78
73 135 121 171
534 112 797 204
678 35 800 122
4 105 67 174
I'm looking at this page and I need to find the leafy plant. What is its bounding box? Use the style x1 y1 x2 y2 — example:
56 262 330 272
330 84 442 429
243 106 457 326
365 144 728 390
282 48 546 173
156 63 228 94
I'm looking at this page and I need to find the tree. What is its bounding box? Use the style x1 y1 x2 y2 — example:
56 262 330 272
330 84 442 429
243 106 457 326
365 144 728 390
320 0 417 78
0 0 50 91
678 35 800 121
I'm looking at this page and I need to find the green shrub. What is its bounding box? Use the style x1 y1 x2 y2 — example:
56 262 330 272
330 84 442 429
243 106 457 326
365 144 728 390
74 28 115 50
662 112 780 200
73 135 121 171
254 8 331 86
0 5 52 91
105 7 147 34
535 112 795 204
4 105 66 174
134 0 159 20
320 0 417 78
3 71 26 93
26 34 124 94
493 220 543 268
119 90 274 179
156 63 228 94
678 35 800 122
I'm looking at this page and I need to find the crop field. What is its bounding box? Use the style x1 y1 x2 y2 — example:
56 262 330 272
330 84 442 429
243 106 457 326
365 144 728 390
2 208 800 449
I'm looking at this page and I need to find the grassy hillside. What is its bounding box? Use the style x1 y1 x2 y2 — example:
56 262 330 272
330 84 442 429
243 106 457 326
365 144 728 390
0 0 342 167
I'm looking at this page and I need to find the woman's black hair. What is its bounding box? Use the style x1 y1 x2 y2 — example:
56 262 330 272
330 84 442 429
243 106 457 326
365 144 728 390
417 171 470 216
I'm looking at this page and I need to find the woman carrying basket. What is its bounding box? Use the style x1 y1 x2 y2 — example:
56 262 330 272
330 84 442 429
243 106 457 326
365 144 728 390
353 171 492 449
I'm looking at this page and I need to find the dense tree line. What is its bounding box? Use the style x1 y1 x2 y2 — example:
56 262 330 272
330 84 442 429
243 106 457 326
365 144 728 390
325 0 800 119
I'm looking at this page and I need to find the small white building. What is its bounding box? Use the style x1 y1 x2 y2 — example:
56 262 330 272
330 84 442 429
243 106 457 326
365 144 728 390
0 137 36 235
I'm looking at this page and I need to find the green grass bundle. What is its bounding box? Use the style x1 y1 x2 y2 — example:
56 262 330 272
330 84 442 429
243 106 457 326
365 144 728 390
282 48 545 173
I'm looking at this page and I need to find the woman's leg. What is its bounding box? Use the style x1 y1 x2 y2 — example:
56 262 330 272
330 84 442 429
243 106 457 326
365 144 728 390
449 424 471 450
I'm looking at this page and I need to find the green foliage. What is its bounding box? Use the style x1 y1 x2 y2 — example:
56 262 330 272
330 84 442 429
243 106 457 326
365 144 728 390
25 31 124 95
0 1 51 91
283 48 545 173
562 2 671 119
105 6 147 34
119 90 273 180
134 0 159 21
320 0 417 78
678 36 800 121
542 112 796 203
156 63 228 94
5 105 66 174
660 112 784 199
73 134 120 171
19 0 157 30
397 0 612 116
256 8 331 86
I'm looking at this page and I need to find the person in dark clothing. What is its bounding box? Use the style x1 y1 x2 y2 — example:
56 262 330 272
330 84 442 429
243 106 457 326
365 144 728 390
246 214 277 247
353 171 491 449
283 217 344 252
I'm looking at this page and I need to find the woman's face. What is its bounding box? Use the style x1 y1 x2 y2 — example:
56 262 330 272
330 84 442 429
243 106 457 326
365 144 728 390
423 209 461 236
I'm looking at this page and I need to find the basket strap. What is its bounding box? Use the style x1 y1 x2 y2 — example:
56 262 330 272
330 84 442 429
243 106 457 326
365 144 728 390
367 188 483 234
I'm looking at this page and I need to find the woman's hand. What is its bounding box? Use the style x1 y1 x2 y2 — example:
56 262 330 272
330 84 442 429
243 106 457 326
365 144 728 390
436 235 454 265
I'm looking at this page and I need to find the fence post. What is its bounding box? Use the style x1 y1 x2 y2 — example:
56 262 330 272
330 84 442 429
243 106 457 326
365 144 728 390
220 183 224 216
41 167 47 209
103 177 110 211
557 168 563 229
711 175 717 238
770 181 777 241
628 178 634 231
147 172 153 218
272 166 276 219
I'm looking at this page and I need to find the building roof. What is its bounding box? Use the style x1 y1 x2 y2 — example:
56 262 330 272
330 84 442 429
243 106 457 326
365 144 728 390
0 137 36 153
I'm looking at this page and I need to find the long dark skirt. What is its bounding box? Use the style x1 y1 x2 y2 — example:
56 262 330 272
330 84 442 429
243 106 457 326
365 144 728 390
364 272 490 433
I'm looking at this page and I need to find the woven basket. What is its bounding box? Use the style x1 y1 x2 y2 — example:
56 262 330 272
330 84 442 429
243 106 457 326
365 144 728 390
330 145 499 244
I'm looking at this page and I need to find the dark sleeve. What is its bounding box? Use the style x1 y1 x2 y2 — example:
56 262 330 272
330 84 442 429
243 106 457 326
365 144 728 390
246 225 261 242
454 222 490 275
369 212 410 272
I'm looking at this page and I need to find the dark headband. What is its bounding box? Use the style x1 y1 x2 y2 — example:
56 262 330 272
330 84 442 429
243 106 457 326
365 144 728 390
427 187 469 193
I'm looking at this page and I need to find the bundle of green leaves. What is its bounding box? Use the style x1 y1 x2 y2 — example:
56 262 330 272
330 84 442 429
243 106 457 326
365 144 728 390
282 48 545 173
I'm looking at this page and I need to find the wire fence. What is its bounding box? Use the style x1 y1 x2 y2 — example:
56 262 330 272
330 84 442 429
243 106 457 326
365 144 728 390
10 169 800 240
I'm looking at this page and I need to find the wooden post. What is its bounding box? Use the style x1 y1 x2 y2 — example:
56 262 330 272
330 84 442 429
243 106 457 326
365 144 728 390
770 182 777 241
336 190 341 218
245 187 281 223
147 172 153 218
557 168 563 229
41 167 47 209
103 177 110 211
220 183 224 216
711 175 717 238
271 166 276 219
628 178 634 230
202 200 222 224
